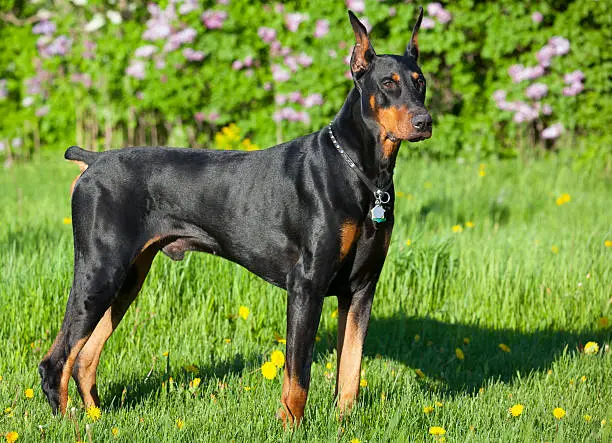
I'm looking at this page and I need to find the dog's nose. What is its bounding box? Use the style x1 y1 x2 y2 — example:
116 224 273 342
412 113 432 131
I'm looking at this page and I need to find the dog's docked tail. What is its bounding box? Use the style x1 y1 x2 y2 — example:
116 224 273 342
65 145 100 165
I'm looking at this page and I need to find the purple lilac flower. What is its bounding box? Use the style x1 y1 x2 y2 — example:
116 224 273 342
531 11 543 24
135 45 157 58
274 3 285 13
263 82 272 91
512 102 539 123
272 64 290 82
421 17 435 29
564 70 585 84
174 28 197 44
32 20 56 35
541 104 553 115
243 55 254 67
296 53 313 67
0 79 7 100
22 97 34 107
35 105 50 117
25 77 42 95
195 112 205 123
492 89 507 103
536 45 555 67
525 83 548 100
270 42 292 57
257 27 277 43
126 60 146 80
273 107 310 124
43 36 72 57
201 10 227 29
143 21 172 41
183 48 205 61
11 137 23 148
71 73 92 88
548 36 570 55
541 123 563 139
284 56 299 72
508 64 544 83
427 3 443 17
288 91 302 103
328 49 337 58
436 9 452 23
284 13 308 32
303 93 324 108
155 58 166 69
179 0 199 15
232 60 243 70
275 94 287 105
563 82 584 96
83 39 96 59
388 7 397 17
346 0 365 13
244 69 254 77
314 19 329 38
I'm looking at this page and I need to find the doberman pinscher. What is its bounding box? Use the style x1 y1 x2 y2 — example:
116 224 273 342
39 9 431 425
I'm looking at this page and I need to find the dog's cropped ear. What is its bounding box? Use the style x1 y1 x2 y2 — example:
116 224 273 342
405 6 423 61
348 10 376 78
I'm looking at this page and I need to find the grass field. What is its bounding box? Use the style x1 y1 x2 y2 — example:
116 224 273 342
1 151 610 442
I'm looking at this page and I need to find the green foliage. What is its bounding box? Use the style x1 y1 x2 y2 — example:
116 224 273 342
0 0 610 161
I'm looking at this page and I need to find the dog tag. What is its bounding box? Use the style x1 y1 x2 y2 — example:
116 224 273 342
371 205 386 223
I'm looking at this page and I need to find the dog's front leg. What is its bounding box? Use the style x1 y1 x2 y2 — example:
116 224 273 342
335 283 375 416
277 257 329 427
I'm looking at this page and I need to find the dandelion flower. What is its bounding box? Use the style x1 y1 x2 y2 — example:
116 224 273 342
414 334 421 342
555 193 571 205
423 406 434 414
86 405 101 422
261 362 277 380
190 377 201 388
429 426 446 435
584 415 591 422
331 309 338 318
415 369 425 378
466 221 475 228
553 407 566 419
463 337 470 345
326 362 333 370
360 379 368 388
176 418 184 429
405 238 412 246
162 351 169 357
271 350 285 368
24 388 34 399
5 432 19 443
350 439 361 443
238 306 250 320
63 217 72 224
551 245 559 254
111 427 119 436
605 240 612 248
452 224 463 233
498 343 511 353
479 170 486 177
509 404 524 417
581 376 587 382
584 341 599 355
455 348 464 360
435 401 443 407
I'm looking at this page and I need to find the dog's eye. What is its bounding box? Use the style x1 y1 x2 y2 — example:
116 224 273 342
413 75 425 89
382 79 397 89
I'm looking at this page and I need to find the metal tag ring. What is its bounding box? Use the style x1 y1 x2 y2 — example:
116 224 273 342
376 191 391 204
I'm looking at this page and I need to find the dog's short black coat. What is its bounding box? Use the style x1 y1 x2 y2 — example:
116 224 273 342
39 9 431 425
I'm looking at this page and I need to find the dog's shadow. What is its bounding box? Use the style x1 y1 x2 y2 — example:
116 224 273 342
320 315 608 395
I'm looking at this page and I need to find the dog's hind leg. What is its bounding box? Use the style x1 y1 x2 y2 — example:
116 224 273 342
39 245 136 415
71 245 158 408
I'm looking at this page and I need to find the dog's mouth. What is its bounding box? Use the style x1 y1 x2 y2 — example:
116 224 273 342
387 131 432 143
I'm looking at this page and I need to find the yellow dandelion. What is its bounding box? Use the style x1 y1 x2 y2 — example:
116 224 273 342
326 362 333 370
4 407 11 414
315 335 321 342
5 432 19 443
415 369 425 378
396 191 405 198
455 348 465 360
602 419 607 426
224 338 231 343
423 406 434 414
176 418 184 429
243 386 251 391
360 379 368 388
62 217 72 224
190 378 201 388
86 405 101 422
261 362 277 380
405 238 412 246
584 341 599 355
111 426 119 436
162 351 169 357
331 309 338 319
479 170 486 177
465 221 475 228
452 224 463 233
605 240 612 248
599 317 609 328
439 438 446 443
435 401 443 407
584 415 591 422
551 245 559 254
509 404 524 417
429 426 446 436
24 388 34 399
463 337 470 345
238 306 249 320
498 343 511 353
271 350 285 368
556 193 571 205
350 439 361 443
581 376 587 383
414 334 421 342
553 407 566 419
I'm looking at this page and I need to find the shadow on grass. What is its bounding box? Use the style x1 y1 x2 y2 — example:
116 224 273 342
320 315 609 395
103 352 258 411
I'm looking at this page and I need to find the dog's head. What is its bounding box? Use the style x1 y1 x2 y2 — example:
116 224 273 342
348 8 432 144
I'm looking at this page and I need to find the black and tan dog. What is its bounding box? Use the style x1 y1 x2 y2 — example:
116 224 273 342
39 9 431 425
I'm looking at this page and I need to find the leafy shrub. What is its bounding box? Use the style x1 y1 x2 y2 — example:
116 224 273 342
0 0 609 164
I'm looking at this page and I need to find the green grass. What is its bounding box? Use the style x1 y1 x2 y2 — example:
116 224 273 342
1 152 611 442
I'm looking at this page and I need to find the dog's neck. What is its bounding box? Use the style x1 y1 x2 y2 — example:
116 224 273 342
330 88 398 192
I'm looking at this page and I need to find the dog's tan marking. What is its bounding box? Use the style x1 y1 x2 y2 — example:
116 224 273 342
412 71 420 80
277 368 308 427
392 73 400 82
340 221 359 260
69 160 88 196
336 311 364 413
59 337 89 414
